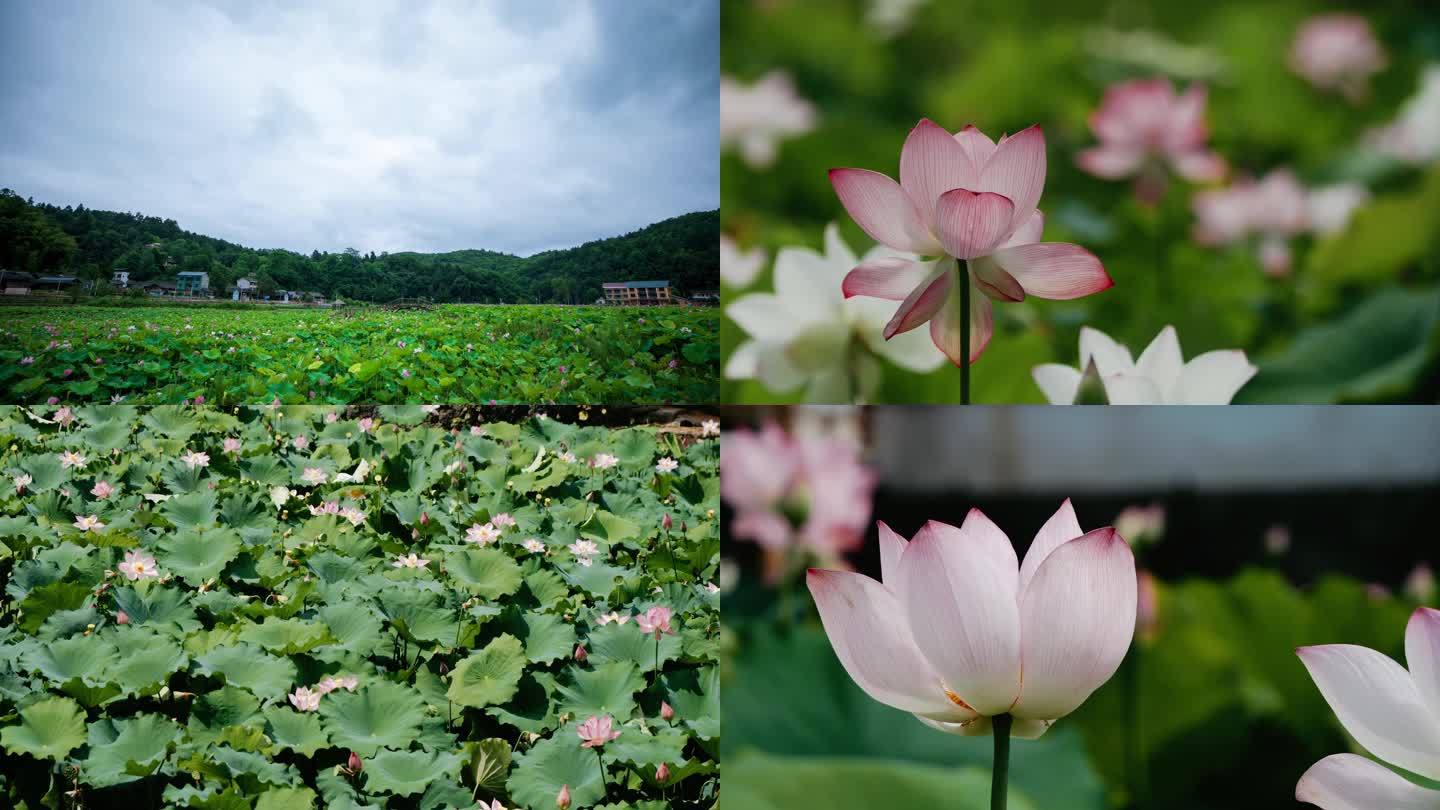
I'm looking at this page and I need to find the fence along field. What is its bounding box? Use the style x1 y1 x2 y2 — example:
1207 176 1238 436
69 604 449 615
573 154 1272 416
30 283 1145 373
0 304 718 404
0 404 721 809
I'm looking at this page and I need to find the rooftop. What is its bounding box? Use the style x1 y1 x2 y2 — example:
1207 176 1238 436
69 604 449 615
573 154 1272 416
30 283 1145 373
604 280 669 289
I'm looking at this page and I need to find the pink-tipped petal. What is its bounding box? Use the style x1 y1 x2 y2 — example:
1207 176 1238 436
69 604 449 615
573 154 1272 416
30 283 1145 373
898 514 1022 715
1296 753 1440 810
842 257 936 300
971 259 1025 302
1172 150 1228 183
928 283 992 366
979 125 1047 233
877 521 908 589
1175 350 1258 405
1032 363 1083 405
1012 528 1137 721
1164 83 1210 150
1135 326 1184 400
1297 644 1440 780
1000 210 1045 249
1406 607 1440 728
1077 146 1145 179
807 568 973 720
883 268 951 339
1018 499 1084 591
954 125 998 168
986 243 1113 300
901 119 979 228
934 189 1015 260
830 168 942 255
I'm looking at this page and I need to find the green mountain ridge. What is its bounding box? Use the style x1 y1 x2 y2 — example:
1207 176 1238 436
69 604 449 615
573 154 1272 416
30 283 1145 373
0 188 717 303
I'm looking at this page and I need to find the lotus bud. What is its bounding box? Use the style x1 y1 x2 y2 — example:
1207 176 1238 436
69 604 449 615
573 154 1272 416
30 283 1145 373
115 611 129 625
556 784 571 809
680 521 687 532
347 751 363 773
655 762 670 783
420 512 429 525
574 644 587 662
662 513 673 531
1406 563 1436 604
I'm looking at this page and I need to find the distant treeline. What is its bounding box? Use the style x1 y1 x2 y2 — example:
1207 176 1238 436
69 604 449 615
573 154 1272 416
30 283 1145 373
0 188 718 303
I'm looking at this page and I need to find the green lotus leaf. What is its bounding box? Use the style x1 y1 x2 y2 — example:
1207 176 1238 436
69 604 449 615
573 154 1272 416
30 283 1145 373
239 616 331 654
582 510 641 544
363 748 465 797
24 634 118 686
725 754 1035 810
0 696 87 761
663 666 718 741
484 671 558 734
159 528 242 585
206 745 304 787
19 453 66 491
263 705 332 756
584 623 682 673
508 732 606 810
320 680 427 757
83 713 182 787
602 725 687 768
522 568 571 606
113 583 201 637
320 603 387 655
254 787 320 810
448 633 526 708
380 588 460 644
502 610 577 665
565 561 633 599
446 547 523 599
554 661 643 720
195 644 298 699
18 581 91 633
106 628 188 695
464 737 513 795
161 489 220 530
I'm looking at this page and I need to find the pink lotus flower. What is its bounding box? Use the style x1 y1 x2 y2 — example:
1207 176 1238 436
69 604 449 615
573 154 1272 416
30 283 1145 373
180 450 210 469
301 467 327 485
347 751 363 773
293 435 309 451
288 686 322 712
720 422 875 561
660 701 675 721
701 419 719 437
1290 14 1386 102
222 437 242 454
1192 169 1310 276
14 474 32 494
1295 608 1440 808
118 550 160 581
655 457 679 474
591 453 619 469
54 407 75 427
73 514 105 533
655 762 671 783
522 538 546 554
636 606 674 639
830 120 1112 365
576 714 621 748
806 501 1136 739
721 71 818 169
90 481 115 499
1077 78 1226 202
59 450 87 469
574 644 587 662
491 513 517 528
556 784 571 810
115 610 129 625
596 612 630 626
357 417 375 433
466 523 501 546
392 553 430 569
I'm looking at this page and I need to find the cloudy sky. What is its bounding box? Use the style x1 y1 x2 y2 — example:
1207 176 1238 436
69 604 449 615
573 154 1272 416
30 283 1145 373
0 0 717 256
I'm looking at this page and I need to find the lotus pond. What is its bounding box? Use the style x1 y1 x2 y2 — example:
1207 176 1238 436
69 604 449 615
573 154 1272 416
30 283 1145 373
0 305 719 405
0 404 720 809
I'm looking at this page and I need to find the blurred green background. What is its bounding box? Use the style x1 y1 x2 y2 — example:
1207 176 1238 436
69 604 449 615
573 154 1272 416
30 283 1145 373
720 0 1440 404
719 406 1440 809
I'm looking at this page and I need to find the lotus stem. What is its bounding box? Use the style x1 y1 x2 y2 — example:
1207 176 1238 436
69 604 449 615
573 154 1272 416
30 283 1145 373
664 529 681 581
991 713 1012 810
960 263 971 405
594 747 608 797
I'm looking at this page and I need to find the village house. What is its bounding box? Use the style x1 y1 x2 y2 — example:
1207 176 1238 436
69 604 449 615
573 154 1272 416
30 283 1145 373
176 270 210 296
112 270 130 288
602 280 672 305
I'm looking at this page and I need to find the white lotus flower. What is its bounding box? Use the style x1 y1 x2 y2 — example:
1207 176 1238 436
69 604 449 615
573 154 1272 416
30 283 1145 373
269 486 293 509
726 224 947 402
721 235 767 288
720 71 817 169
1295 608 1440 809
1367 64 1440 165
1032 325 1256 404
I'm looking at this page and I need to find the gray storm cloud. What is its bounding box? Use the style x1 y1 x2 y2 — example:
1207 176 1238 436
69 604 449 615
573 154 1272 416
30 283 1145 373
0 0 718 256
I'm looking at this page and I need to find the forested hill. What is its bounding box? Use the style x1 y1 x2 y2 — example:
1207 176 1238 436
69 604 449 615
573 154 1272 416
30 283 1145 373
0 188 717 303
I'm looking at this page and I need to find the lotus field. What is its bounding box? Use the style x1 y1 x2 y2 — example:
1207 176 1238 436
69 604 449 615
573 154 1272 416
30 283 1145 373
0 405 721 809
0 305 720 405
